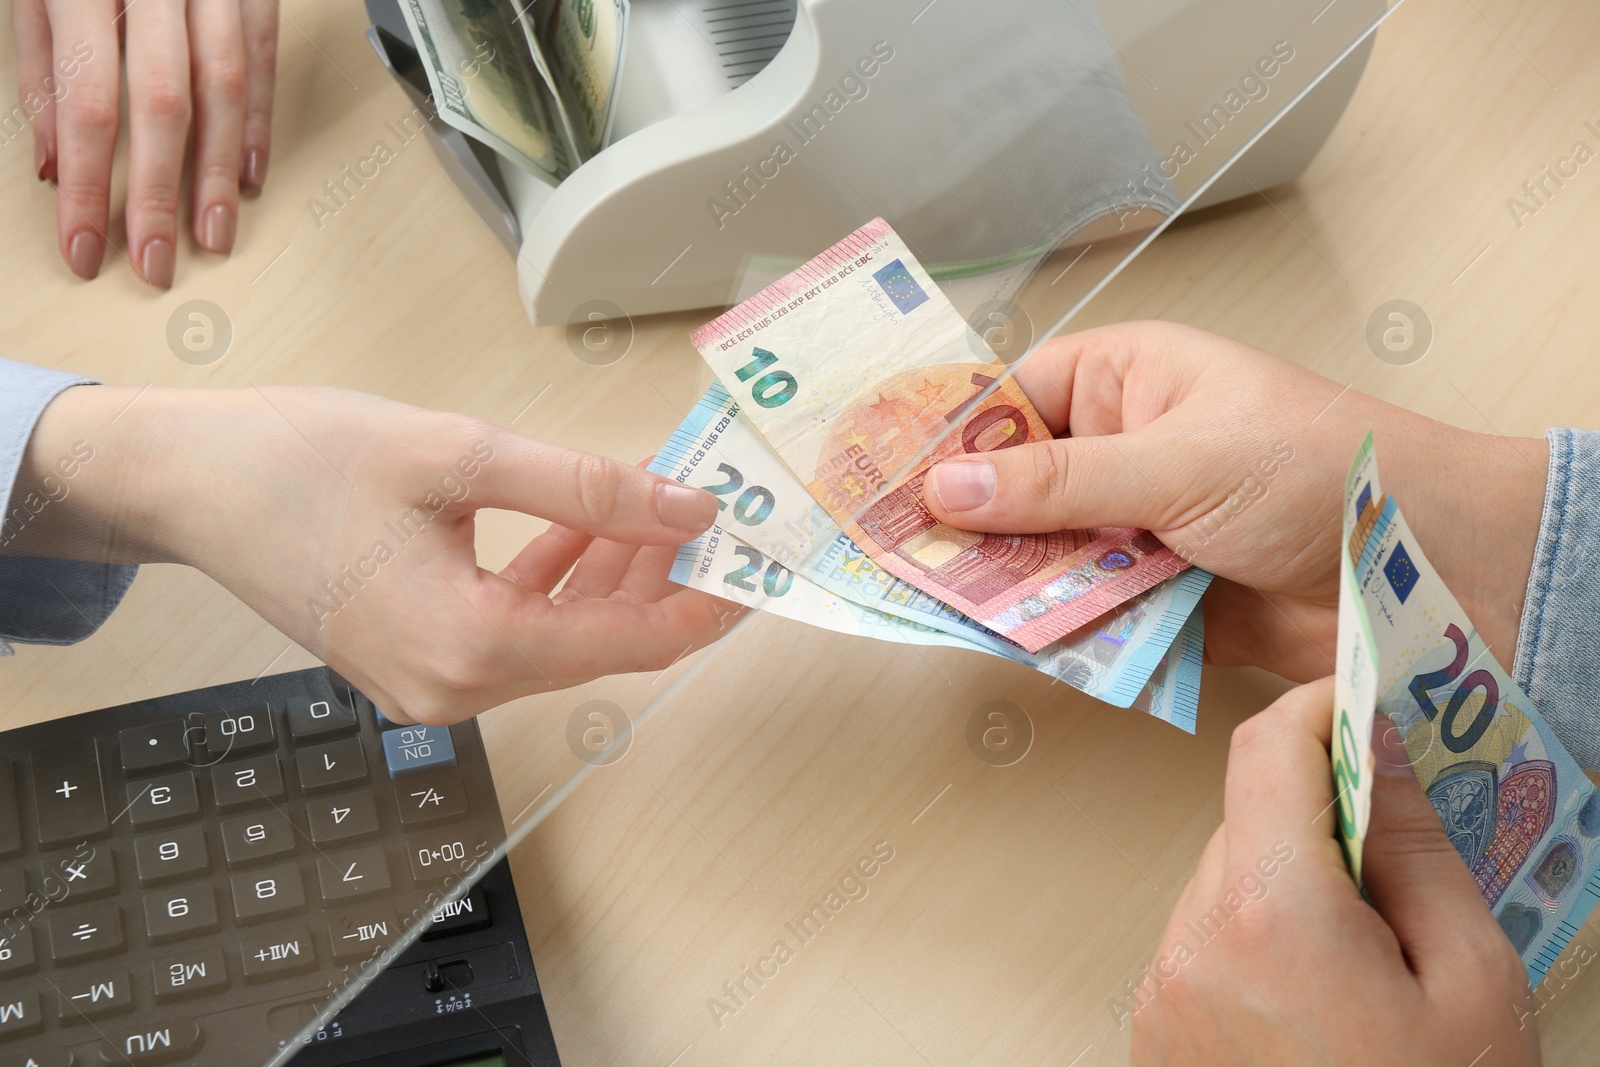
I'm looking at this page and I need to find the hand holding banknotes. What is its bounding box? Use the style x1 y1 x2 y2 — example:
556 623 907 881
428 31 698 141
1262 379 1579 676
922 321 1549 681
13 0 280 284
1129 678 1540 1066
12 383 731 725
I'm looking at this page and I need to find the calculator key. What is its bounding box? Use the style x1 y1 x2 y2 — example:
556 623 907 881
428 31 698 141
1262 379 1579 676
0 989 42 1038
395 770 469 827
117 720 191 775
0 760 21 858
229 862 306 923
40 845 116 901
295 738 369 795
327 908 399 961
30 742 108 847
8 1048 72 1067
0 867 25 914
152 945 228 1002
124 773 200 829
240 927 316 981
307 793 379 846
315 845 391 904
48 903 123 963
220 810 297 867
210 754 285 812
381 724 458 777
56 968 132 1022
0 927 35 978
96 1018 201 1064
287 696 358 742
423 887 491 940
133 826 210 886
406 828 491 883
203 703 276 756
143 885 220 945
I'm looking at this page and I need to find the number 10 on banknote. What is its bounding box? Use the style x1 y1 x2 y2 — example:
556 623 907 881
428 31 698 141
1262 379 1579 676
690 218 1186 653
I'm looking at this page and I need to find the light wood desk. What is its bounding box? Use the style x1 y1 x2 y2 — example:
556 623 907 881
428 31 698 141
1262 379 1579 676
5 1 1600 1063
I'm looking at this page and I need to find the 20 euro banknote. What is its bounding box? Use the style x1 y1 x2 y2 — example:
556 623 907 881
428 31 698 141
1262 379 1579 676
1332 435 1600 985
670 519 1206 730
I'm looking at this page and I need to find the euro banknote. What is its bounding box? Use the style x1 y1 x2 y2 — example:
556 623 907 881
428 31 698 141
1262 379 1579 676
670 517 1207 730
399 0 571 182
1332 435 1600 986
689 218 1188 653
649 382 1213 711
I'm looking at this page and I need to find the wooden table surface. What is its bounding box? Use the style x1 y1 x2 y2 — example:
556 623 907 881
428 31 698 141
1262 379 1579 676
5 1 1600 1063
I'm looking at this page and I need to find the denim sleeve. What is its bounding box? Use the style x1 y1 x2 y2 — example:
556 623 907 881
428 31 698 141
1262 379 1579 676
0 358 138 654
1514 427 1600 771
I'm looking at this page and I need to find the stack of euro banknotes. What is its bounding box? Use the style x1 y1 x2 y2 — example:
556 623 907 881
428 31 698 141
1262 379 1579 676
650 219 1214 731
400 0 628 185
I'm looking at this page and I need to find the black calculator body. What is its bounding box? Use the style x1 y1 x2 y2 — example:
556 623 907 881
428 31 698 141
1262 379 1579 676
0 668 562 1067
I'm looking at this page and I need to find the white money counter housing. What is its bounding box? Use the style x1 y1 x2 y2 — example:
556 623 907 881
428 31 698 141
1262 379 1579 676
365 0 1382 327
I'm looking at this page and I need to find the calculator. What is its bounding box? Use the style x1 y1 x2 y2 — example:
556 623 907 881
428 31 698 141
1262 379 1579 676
0 667 562 1067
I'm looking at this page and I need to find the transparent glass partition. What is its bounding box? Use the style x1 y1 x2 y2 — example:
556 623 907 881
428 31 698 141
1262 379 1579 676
119 1 1397 1063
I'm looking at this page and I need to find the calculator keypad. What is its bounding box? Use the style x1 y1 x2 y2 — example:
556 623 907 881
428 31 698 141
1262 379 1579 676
0 673 510 1066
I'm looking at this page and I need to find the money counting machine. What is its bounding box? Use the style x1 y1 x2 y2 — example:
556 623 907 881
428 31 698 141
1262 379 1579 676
366 0 1382 327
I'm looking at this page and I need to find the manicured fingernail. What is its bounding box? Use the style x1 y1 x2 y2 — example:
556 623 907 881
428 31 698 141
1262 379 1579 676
931 459 996 512
1372 716 1413 777
242 147 267 189
68 230 103 280
656 483 717 532
199 203 236 254
33 131 48 181
140 238 175 288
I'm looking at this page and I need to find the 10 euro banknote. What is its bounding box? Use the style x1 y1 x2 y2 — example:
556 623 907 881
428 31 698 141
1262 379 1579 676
689 218 1188 653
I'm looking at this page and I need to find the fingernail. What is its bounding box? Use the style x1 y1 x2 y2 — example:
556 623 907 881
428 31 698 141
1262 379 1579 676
931 459 996 512
656 483 717 532
242 147 267 189
68 230 103 280
140 238 175 289
33 131 48 181
199 203 236 254
1372 716 1413 777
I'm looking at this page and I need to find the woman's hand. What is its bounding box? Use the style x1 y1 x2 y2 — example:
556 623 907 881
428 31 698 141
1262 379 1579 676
14 0 279 285
921 321 1548 680
1128 679 1540 1066
12 384 741 725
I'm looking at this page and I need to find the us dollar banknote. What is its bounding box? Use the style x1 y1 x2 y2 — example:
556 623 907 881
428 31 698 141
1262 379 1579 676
1332 435 1600 985
528 0 629 155
399 0 572 182
689 218 1188 653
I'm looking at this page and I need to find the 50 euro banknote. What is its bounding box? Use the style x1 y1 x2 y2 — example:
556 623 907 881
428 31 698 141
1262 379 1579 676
650 382 1211 715
689 218 1188 653
669 517 1206 732
1332 435 1600 985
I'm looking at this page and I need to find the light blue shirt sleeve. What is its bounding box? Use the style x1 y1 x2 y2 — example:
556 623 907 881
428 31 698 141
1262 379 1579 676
0 358 138 654
1514 428 1600 770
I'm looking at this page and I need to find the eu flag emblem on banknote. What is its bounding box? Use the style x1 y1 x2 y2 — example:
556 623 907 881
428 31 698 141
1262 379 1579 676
1383 541 1418 602
872 258 928 314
